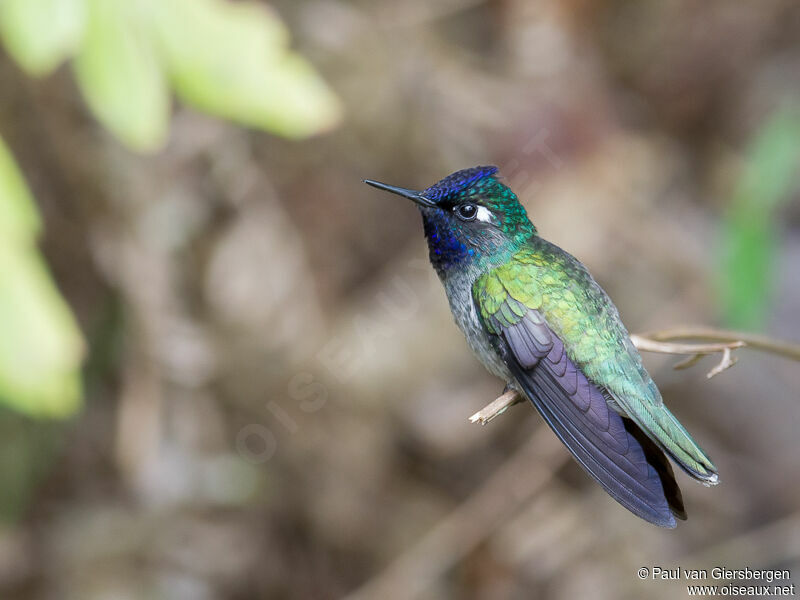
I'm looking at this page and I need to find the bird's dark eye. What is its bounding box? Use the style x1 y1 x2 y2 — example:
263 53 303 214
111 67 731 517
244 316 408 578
455 203 477 221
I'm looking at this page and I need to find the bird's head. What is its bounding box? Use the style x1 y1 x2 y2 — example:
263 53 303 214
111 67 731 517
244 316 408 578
365 166 535 272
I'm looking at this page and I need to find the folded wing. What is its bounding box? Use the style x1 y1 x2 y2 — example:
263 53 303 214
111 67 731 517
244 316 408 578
483 308 684 527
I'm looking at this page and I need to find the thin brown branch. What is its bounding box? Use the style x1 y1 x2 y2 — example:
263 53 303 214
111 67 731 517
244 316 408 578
637 325 800 362
705 346 739 378
471 390 524 425
469 389 522 425
628 335 746 357
470 326 800 425
629 334 745 379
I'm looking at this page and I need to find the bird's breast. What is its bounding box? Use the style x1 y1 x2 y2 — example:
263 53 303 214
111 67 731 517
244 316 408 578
441 269 512 381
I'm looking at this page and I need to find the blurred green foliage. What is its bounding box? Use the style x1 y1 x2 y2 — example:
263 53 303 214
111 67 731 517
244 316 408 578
718 108 800 329
155 0 342 141
73 0 170 150
0 0 342 418
0 0 85 76
0 138 84 418
2 0 342 150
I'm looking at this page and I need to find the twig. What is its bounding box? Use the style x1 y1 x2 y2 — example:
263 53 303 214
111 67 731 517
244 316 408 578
636 326 800 361
628 334 745 379
470 326 800 425
469 389 522 425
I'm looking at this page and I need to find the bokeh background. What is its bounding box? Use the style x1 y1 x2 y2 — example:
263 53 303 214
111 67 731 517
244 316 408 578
0 1 799 599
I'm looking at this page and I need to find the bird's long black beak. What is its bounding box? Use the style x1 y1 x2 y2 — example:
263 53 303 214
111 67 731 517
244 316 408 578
363 179 437 207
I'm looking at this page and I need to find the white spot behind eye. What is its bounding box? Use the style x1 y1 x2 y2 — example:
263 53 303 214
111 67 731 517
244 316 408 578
475 206 493 223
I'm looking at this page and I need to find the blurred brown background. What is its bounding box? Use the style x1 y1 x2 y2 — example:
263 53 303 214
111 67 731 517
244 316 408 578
1 0 799 599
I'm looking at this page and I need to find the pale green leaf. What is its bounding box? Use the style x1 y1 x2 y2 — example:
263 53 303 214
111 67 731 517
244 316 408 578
0 0 86 76
0 244 84 418
0 136 40 242
0 136 84 418
154 0 342 139
72 0 170 151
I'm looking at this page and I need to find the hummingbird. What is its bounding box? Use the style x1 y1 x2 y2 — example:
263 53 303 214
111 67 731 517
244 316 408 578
364 166 718 528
